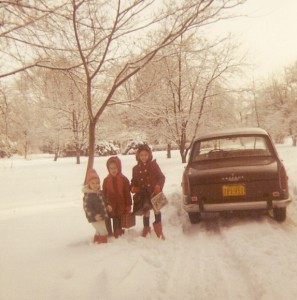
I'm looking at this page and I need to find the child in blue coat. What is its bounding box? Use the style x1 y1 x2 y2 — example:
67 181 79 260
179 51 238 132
82 169 111 244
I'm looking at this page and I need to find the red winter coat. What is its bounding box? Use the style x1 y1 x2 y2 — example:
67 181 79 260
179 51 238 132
131 156 165 196
103 157 132 217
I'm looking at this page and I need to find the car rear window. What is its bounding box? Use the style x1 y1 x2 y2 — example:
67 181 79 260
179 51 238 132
191 135 274 162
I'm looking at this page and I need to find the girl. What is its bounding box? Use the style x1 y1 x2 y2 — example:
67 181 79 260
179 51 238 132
131 144 166 239
103 156 132 238
82 168 111 244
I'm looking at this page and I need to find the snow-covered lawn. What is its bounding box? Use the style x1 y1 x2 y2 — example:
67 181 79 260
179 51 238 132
1 147 297 300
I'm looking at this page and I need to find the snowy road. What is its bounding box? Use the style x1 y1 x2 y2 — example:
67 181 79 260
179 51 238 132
1 147 297 300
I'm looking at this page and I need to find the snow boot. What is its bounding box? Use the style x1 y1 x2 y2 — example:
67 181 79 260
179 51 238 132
93 235 107 244
97 235 108 243
114 228 123 238
153 222 165 240
105 218 113 237
93 235 100 244
113 217 123 238
142 226 151 237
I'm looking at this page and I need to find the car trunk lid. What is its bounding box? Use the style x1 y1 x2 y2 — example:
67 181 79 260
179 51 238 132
187 157 278 185
187 157 280 203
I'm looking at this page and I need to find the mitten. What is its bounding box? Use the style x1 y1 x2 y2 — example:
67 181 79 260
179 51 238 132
131 186 140 193
106 205 113 213
95 214 102 221
154 185 161 195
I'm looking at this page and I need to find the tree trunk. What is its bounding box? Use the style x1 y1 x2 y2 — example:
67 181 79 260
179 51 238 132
180 143 190 163
180 124 187 163
180 145 187 163
181 152 187 163
76 153 81 164
23 131 28 159
85 121 96 183
53 151 59 162
75 143 81 165
167 143 171 158
289 128 296 147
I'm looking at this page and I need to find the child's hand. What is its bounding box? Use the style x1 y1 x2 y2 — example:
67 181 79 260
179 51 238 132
106 205 112 213
154 185 161 195
95 214 102 221
125 205 132 213
131 186 140 193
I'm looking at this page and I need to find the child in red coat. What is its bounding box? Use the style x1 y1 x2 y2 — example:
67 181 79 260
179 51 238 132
103 156 132 238
131 144 166 239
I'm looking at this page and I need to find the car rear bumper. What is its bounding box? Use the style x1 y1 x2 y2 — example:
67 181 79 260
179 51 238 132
183 196 291 213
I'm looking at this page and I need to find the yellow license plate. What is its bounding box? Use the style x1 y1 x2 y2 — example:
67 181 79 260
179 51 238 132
222 184 245 196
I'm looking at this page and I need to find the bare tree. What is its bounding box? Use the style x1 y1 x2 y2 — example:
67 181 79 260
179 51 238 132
1 0 246 169
0 88 9 142
284 63 297 146
65 0 246 177
4 75 42 158
28 67 89 163
254 62 297 145
0 0 69 78
132 34 243 162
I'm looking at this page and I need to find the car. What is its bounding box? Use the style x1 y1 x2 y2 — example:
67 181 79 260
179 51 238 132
182 127 291 223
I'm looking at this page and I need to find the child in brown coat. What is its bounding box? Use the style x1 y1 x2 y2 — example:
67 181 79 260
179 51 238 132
82 169 111 244
103 156 132 238
131 144 166 239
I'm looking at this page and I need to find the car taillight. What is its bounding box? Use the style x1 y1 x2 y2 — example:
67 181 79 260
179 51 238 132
279 164 288 190
182 173 190 195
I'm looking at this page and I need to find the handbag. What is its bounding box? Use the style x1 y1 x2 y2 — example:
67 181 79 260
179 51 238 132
151 192 168 213
121 213 136 228
133 188 152 216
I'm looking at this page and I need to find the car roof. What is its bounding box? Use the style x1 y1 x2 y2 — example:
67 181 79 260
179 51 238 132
194 127 269 141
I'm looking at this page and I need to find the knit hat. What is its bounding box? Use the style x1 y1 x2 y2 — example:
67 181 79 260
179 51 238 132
86 168 100 185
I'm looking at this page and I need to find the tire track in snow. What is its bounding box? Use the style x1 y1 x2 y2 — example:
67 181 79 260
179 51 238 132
156 219 258 300
218 216 297 300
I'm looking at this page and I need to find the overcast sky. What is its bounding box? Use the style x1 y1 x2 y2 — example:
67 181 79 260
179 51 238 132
222 0 297 78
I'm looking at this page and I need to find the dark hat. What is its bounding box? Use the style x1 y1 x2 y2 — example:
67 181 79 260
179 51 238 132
137 144 151 152
136 144 153 161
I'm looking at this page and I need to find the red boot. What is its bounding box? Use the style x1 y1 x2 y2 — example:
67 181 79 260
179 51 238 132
142 226 151 237
153 222 165 240
114 228 123 239
93 235 100 244
93 235 107 244
97 235 108 243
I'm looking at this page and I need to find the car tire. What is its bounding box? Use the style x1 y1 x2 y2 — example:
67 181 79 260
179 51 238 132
188 212 201 224
273 207 286 222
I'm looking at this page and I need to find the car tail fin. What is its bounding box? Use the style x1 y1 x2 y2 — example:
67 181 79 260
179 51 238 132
182 172 190 196
279 163 288 190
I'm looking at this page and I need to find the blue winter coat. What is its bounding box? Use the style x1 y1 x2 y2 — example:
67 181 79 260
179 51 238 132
83 187 108 223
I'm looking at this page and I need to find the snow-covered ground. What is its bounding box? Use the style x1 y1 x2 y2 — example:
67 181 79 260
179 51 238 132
1 146 297 300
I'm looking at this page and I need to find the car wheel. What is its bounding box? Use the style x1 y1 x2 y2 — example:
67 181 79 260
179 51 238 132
273 207 286 222
188 212 201 224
